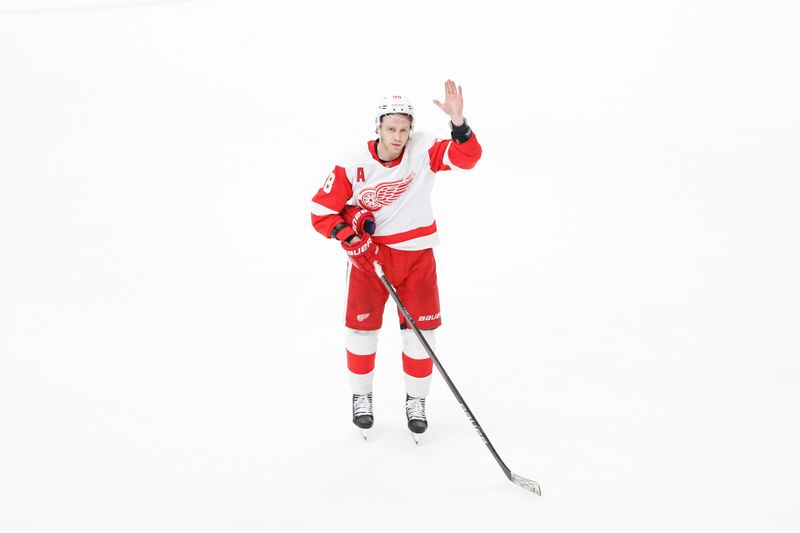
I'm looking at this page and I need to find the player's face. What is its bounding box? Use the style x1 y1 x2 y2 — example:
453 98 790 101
378 114 412 160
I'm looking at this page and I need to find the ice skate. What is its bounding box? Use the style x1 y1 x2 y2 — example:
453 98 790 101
405 394 427 445
352 393 373 439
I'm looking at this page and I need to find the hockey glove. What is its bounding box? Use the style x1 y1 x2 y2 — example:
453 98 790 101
342 235 379 272
341 205 376 236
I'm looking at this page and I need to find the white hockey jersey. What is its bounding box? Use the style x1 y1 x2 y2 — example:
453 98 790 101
311 130 482 250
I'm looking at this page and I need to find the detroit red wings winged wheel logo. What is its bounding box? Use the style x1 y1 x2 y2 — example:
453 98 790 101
358 172 415 211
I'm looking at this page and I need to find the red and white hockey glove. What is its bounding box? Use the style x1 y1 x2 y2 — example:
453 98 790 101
342 235 379 272
341 205 376 236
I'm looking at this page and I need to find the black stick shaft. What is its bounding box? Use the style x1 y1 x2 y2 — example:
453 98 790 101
375 267 514 482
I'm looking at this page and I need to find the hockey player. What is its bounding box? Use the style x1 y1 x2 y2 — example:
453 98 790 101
310 80 482 442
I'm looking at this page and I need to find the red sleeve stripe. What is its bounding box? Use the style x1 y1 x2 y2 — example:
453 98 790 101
372 222 437 245
402 353 433 378
347 350 376 375
311 213 343 239
444 134 482 170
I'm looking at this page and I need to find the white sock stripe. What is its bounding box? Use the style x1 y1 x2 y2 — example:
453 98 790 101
346 328 379 355
349 370 374 395
401 328 436 359
405 374 432 399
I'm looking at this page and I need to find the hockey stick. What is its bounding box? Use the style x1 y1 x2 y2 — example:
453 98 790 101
373 261 541 496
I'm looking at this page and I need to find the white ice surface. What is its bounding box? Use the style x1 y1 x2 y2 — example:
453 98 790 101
1 1 799 531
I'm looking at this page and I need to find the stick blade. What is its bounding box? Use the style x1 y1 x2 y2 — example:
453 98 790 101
511 473 542 496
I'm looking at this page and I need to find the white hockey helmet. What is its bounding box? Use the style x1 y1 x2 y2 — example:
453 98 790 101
375 95 414 131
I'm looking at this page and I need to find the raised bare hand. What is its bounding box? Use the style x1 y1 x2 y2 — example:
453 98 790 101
432 80 465 125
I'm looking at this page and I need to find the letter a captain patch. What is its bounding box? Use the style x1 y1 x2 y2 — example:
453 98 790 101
357 167 365 183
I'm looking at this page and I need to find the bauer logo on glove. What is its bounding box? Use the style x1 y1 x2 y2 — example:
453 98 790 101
341 234 379 271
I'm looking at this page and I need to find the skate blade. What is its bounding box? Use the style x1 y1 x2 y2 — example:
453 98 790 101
359 429 369 441
411 432 421 445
